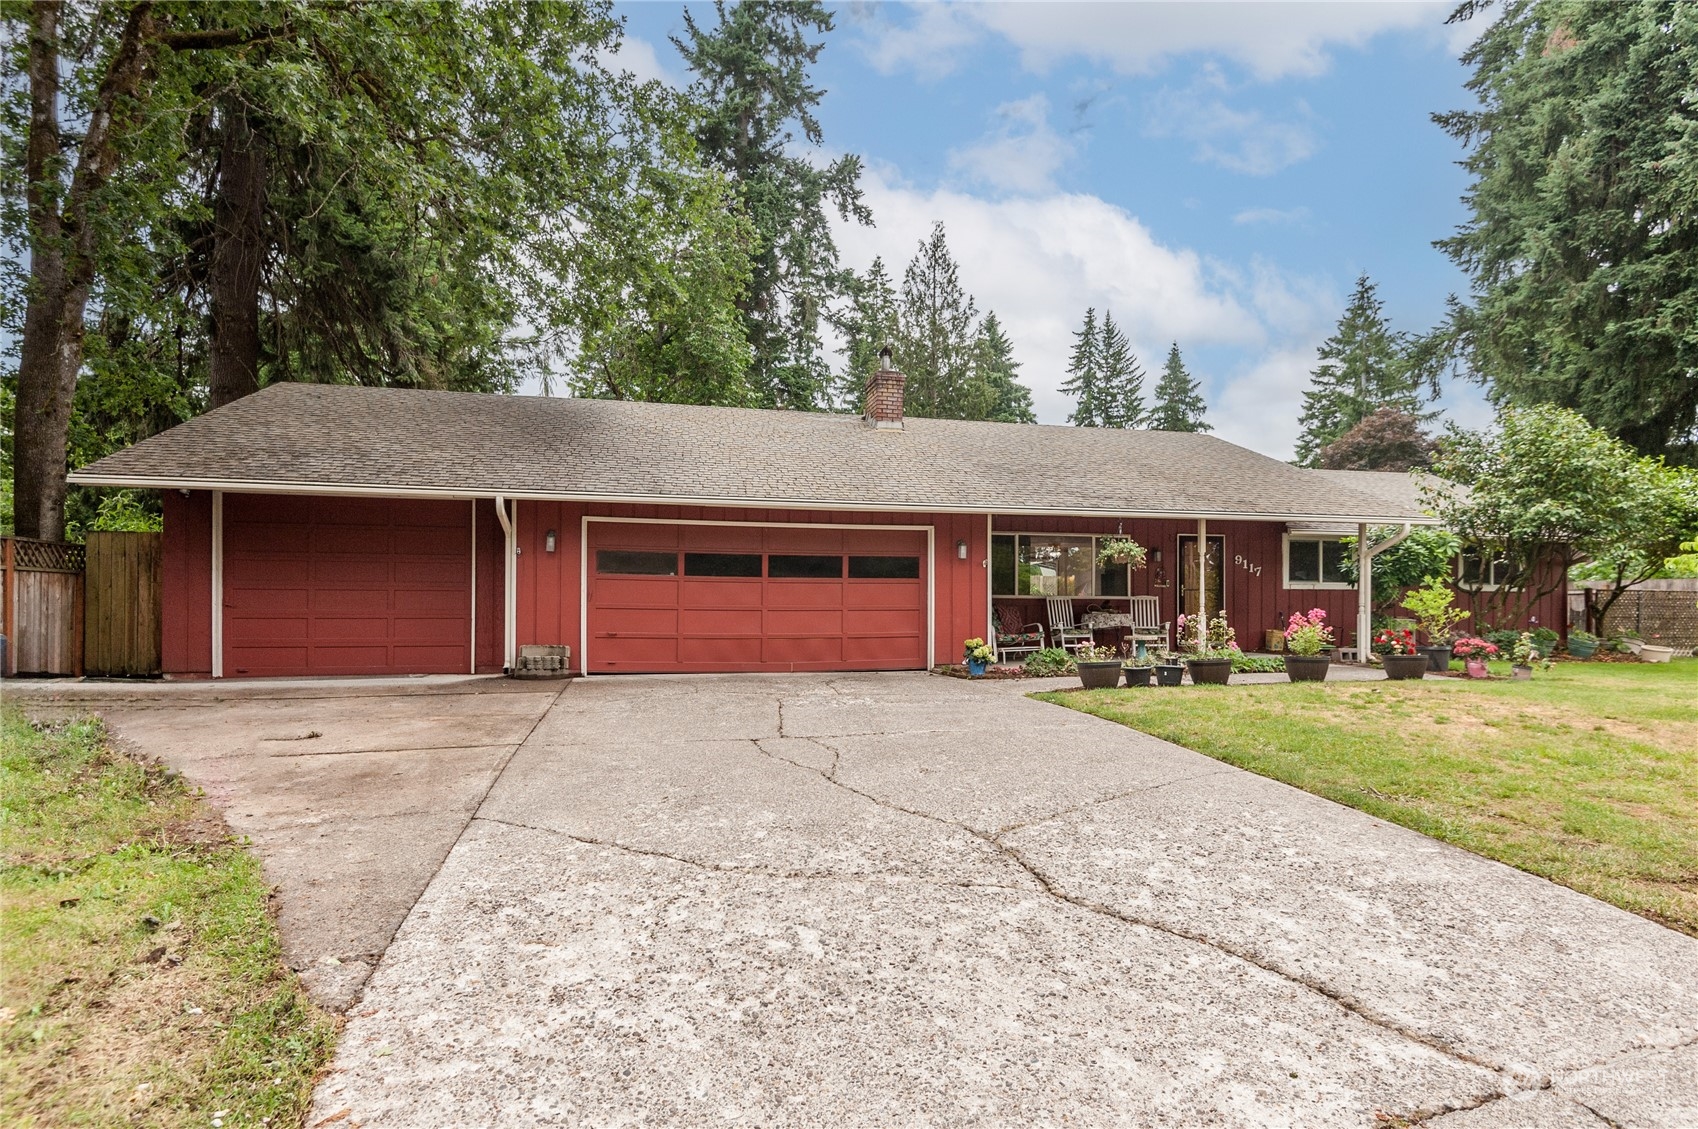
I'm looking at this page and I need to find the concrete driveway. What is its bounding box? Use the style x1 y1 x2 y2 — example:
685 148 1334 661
18 673 1696 1126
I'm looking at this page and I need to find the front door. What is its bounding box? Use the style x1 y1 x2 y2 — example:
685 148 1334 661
1177 535 1224 639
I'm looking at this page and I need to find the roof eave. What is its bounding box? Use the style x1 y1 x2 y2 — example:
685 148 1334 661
67 471 1443 527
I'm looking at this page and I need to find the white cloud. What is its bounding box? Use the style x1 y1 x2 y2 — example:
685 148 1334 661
597 35 676 87
1232 205 1312 226
858 1 1450 83
1213 343 1324 458
835 165 1337 438
1144 87 1320 176
947 94 1075 194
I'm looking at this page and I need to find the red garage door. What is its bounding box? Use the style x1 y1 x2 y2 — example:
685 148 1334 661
587 522 928 673
222 495 471 677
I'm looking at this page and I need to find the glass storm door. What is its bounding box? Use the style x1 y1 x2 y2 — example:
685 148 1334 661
1178 535 1224 626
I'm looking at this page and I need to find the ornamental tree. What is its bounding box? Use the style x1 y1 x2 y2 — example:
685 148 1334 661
1421 404 1694 626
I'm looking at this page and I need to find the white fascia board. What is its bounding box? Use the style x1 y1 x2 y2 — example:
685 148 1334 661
65 473 1441 527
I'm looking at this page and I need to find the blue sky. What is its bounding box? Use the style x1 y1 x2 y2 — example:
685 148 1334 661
607 1 1494 458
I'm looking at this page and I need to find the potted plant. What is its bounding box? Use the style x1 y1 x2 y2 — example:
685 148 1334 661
1074 643 1124 689
1640 634 1675 663
1282 608 1335 681
963 637 995 677
1451 636 1498 678
1121 642 1155 687
1400 577 1471 671
1096 535 1148 569
1181 610 1238 685
1371 627 1427 680
1153 650 1186 686
1510 631 1552 679
1566 629 1599 659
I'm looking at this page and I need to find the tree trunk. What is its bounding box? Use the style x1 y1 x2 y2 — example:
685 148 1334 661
14 0 73 540
13 1 159 541
208 105 266 408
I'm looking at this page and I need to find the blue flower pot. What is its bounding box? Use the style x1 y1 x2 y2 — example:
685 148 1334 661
967 659 988 677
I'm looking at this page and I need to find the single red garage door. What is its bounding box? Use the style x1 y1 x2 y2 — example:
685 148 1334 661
222 495 471 676
587 522 928 673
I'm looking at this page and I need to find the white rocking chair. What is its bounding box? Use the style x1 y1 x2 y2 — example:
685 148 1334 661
1126 595 1170 652
1045 598 1095 653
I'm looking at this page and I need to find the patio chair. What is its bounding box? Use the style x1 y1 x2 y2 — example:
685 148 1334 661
993 604 1046 661
1044 598 1095 653
1126 595 1170 652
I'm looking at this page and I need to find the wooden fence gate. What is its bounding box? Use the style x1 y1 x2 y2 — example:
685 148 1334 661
84 531 162 677
2 538 85 677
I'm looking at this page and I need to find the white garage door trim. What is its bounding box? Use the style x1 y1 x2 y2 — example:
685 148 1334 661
580 515 935 676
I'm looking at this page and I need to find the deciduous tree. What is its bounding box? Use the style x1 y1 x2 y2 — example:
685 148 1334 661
1319 408 1437 471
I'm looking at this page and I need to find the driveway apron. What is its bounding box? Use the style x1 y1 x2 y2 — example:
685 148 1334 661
300 673 1696 1128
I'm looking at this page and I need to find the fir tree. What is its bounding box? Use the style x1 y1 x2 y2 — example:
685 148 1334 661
1098 311 1146 428
1060 308 1106 427
1294 275 1418 466
894 223 980 419
832 257 898 410
973 313 1036 424
1148 343 1211 432
676 0 871 411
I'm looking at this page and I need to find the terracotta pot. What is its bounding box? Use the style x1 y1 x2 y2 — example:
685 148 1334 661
1185 658 1233 685
1284 655 1330 682
1381 653 1428 681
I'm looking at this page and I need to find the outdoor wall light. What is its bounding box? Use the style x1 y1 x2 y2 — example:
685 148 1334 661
1152 548 1163 562
956 539 967 559
545 530 557 553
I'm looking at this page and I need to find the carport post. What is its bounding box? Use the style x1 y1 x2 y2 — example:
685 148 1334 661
494 495 517 672
1357 523 1371 662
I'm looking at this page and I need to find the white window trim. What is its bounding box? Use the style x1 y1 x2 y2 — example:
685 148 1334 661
990 532 1134 601
1282 532 1354 590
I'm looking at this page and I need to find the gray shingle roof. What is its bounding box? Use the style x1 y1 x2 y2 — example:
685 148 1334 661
71 383 1438 523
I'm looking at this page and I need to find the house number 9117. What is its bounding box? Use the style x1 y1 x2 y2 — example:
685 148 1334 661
1234 554 1262 577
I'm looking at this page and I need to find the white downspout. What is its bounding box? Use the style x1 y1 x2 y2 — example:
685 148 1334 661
494 495 517 673
1358 522 1414 662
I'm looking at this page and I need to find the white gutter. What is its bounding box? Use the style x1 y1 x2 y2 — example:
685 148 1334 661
493 495 517 672
65 473 1440 528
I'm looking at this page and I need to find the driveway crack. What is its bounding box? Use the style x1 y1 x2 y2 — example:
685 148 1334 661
761 688 1529 1104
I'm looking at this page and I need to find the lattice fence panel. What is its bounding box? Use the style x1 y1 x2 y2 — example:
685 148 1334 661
1599 590 1698 656
13 538 85 573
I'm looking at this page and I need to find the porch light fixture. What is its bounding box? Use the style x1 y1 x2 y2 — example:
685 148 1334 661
545 530 557 553
956 539 967 559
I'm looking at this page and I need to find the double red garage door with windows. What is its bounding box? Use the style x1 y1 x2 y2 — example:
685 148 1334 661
586 522 929 673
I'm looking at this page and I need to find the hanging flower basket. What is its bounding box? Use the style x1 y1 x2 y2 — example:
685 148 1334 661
1096 536 1147 570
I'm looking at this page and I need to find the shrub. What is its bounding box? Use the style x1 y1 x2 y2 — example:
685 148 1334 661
1023 648 1076 677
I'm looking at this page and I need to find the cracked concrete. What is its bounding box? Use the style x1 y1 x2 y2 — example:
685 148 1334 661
17 671 1695 1125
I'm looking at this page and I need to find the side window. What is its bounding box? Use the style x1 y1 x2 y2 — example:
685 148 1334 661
596 550 678 576
1286 537 1350 587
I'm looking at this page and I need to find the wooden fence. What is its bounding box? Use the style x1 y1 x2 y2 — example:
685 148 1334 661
83 531 162 677
2 538 85 677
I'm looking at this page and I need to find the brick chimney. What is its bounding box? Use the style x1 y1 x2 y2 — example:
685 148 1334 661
864 347 906 430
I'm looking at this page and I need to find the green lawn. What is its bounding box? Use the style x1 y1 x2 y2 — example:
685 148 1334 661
1 710 339 1128
1035 660 1698 937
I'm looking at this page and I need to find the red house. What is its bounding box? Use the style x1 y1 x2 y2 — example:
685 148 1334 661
71 372 1549 680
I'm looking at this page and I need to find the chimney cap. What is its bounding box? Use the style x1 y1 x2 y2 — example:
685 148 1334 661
878 345 893 371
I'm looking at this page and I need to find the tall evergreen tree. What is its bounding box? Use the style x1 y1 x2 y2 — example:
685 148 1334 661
1435 0 1698 464
894 223 980 419
675 0 871 412
1293 275 1418 466
973 312 1036 424
1097 311 1146 428
831 256 898 411
1148 343 1211 432
1060 308 1106 427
